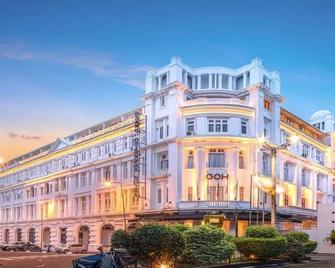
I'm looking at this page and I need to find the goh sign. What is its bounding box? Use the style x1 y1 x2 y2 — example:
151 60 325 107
206 168 228 180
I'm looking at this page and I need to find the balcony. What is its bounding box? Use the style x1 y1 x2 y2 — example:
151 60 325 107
178 200 250 210
151 168 169 178
183 98 249 107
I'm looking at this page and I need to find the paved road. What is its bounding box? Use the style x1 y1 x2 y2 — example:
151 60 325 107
0 251 86 268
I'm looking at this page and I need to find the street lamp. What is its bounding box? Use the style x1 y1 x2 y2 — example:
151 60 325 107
258 135 299 226
104 181 127 230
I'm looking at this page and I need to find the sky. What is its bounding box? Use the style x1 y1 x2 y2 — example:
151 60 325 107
0 0 335 161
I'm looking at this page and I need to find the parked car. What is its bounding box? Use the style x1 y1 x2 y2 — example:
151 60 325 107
0 244 11 251
42 244 66 253
23 242 41 252
65 244 87 254
7 242 26 251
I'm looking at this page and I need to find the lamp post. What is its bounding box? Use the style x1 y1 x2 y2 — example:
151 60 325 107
258 135 299 226
104 181 127 230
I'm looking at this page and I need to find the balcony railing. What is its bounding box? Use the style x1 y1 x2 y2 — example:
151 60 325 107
183 98 250 107
152 168 169 177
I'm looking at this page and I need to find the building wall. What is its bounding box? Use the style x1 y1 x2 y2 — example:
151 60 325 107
0 57 334 250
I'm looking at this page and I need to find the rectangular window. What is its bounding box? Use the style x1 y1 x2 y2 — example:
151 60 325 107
222 75 229 88
236 75 244 90
262 153 271 176
302 144 309 158
161 73 167 87
211 74 215 88
200 74 209 89
284 194 289 206
98 193 102 210
239 152 244 169
241 119 248 135
208 118 228 133
60 228 67 245
187 152 195 169
159 96 166 107
209 186 216 201
104 192 111 210
302 198 306 208
239 187 244 201
187 186 193 201
186 118 195 134
157 189 162 204
264 100 270 111
208 149 225 168
104 167 111 181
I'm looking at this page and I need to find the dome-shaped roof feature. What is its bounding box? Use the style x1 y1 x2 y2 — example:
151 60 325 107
310 110 333 121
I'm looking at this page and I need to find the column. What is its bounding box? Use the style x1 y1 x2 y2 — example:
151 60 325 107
296 167 302 207
228 75 233 90
195 147 206 200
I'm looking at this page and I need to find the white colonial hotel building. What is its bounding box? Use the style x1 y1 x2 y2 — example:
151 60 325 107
1 57 335 251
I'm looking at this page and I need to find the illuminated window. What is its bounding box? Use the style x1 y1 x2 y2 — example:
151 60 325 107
187 151 194 169
239 187 244 201
239 152 244 169
284 194 289 206
187 186 193 201
264 100 270 111
302 198 306 208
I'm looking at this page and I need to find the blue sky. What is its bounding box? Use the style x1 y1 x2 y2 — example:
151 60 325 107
1 0 335 160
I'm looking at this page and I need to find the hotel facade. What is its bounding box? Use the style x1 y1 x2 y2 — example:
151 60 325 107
1 57 335 251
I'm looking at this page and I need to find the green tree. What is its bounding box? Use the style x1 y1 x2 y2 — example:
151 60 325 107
126 224 185 267
111 229 130 249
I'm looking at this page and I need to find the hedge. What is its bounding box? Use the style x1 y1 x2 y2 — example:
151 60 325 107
282 232 318 262
245 225 280 238
181 225 235 265
235 237 287 261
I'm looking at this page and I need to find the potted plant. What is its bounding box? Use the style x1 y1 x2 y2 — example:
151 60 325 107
325 230 335 244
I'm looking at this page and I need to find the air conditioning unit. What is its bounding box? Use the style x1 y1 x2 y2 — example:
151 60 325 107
186 131 194 136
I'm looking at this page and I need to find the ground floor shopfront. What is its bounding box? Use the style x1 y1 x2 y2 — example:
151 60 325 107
0 206 317 252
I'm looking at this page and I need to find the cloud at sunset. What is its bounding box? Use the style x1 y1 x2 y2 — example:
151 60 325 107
7 132 45 140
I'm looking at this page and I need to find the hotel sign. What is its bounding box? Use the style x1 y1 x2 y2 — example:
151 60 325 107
206 168 228 180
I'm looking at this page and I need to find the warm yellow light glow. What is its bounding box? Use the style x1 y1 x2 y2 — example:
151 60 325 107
257 136 266 144
104 181 112 187
288 135 299 145
254 175 284 194
160 265 167 268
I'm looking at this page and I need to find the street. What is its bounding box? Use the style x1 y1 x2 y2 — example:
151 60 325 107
0 251 86 268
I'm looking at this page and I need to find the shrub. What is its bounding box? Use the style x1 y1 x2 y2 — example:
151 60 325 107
304 240 317 254
111 229 130 249
245 225 280 238
325 230 335 244
169 224 190 233
235 237 287 261
125 224 185 266
181 224 235 265
283 231 309 243
282 232 318 262
285 239 306 263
